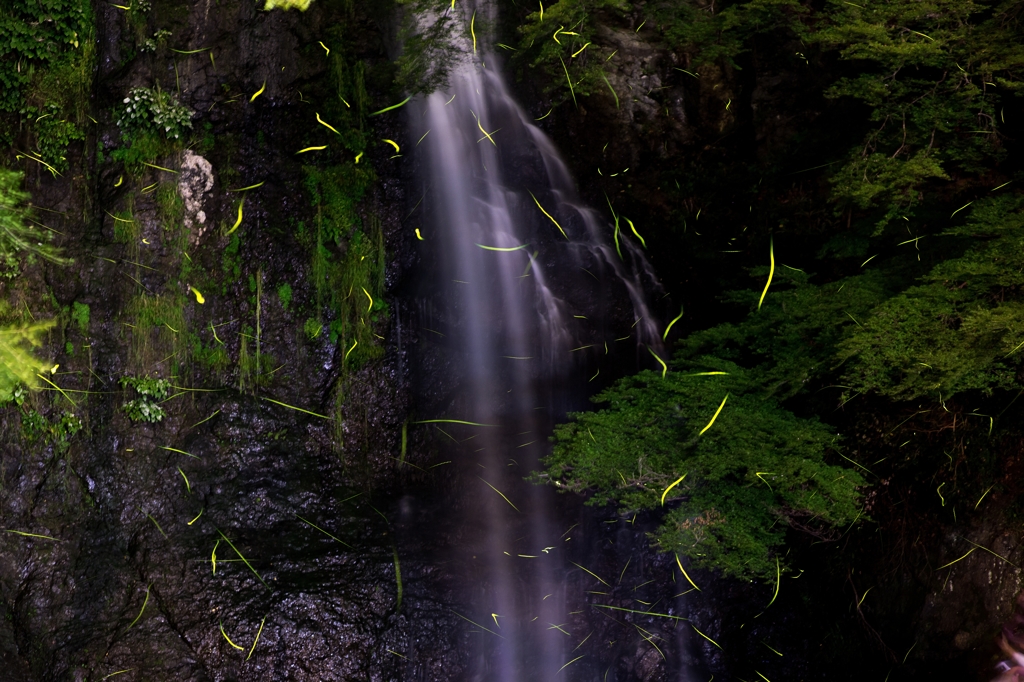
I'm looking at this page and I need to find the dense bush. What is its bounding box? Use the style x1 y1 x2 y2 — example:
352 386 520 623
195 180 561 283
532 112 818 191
544 360 864 579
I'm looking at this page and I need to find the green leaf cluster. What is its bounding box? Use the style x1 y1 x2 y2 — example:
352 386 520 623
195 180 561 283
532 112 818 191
648 0 808 69
811 0 1020 231
678 267 892 400
543 362 864 579
513 0 632 105
117 86 194 141
119 375 171 423
1 0 94 171
18 104 86 174
0 320 54 405
839 195 1024 399
676 195 1024 403
0 170 70 403
21 409 83 454
71 302 90 334
0 0 91 113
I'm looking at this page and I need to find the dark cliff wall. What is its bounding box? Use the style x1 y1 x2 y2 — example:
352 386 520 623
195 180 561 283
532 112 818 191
0 1 466 679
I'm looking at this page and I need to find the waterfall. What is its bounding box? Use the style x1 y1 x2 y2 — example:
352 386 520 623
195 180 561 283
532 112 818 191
412 3 661 677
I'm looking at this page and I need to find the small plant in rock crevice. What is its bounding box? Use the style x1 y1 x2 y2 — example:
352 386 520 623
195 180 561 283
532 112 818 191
117 86 193 141
120 375 171 423
21 409 83 454
139 29 172 53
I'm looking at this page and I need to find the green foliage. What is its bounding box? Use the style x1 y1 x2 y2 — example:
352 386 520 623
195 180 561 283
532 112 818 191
316 22 373 131
125 293 187 374
20 103 85 173
21 409 82 453
520 0 1022 236
0 0 92 114
0 170 71 278
188 332 229 372
156 182 183 226
117 86 194 141
1 1 94 169
0 320 54 404
112 212 141 254
543 362 864 579
648 0 807 69
302 166 385 366
304 317 323 340
110 129 174 177
810 0 1020 231
540 197 1024 579
304 165 373 245
237 326 275 392
828 152 948 233
119 375 171 423
71 302 90 333
678 268 892 400
110 88 190 176
667 195 1024 404
139 28 172 54
157 181 188 251
277 283 293 310
513 0 632 105
839 195 1024 400
0 171 67 403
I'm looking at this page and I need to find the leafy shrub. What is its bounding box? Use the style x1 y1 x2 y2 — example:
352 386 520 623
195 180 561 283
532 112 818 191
117 86 193 141
19 103 85 173
839 195 1024 400
120 375 171 423
110 129 170 176
0 1 91 114
542 361 865 579
0 321 51 405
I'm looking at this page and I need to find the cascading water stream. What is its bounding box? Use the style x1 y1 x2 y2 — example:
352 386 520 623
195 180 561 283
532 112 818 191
412 3 662 678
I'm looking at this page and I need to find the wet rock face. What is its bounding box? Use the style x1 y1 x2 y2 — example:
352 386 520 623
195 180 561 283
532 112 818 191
0 0 466 679
1 396 464 681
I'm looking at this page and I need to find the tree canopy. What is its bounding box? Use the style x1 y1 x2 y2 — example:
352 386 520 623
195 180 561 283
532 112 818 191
518 0 1024 579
